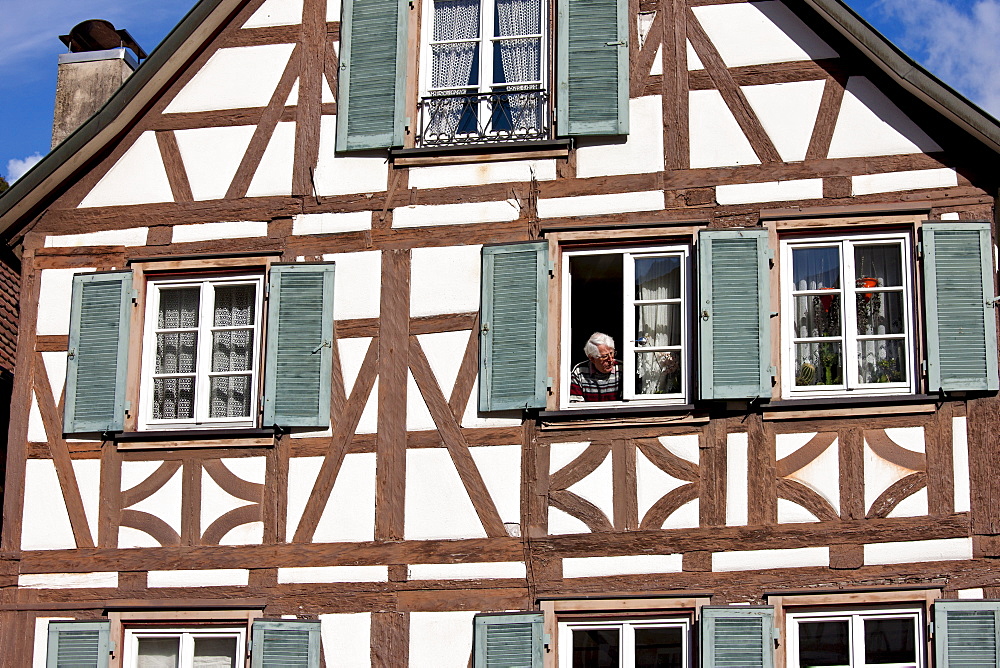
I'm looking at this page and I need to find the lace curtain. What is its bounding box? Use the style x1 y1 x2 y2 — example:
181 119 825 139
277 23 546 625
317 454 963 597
494 0 542 131
429 0 481 137
635 257 681 395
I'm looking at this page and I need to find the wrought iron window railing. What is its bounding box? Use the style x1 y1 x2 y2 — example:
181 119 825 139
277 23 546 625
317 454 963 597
417 89 550 147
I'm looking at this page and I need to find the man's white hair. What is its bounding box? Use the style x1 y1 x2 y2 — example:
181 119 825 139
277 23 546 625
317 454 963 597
584 332 615 358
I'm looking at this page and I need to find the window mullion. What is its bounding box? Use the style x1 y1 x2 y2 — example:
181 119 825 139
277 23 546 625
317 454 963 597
842 240 857 390
621 623 633 667
196 281 213 424
622 253 636 401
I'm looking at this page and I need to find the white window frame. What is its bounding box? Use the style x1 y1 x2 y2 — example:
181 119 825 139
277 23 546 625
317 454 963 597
780 232 915 399
140 274 265 431
786 608 924 668
560 245 691 409
558 617 691 668
124 626 246 668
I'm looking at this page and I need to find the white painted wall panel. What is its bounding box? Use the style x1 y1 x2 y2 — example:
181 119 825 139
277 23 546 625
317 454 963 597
243 0 303 27
864 538 972 565
777 498 820 524
73 459 101 545
828 77 942 158
22 460 77 550
461 377 523 428
852 168 958 195
79 132 173 207
776 432 815 459
884 427 925 452
45 227 148 248
470 445 522 528
338 337 374 397
549 442 591 474
416 330 470 401
548 506 591 535
304 453 376 543
27 395 47 443
410 244 481 317
247 121 296 197
783 438 839 514
322 75 336 103
171 220 269 243
37 268 94 335
147 569 250 587
691 1 837 68
577 96 664 178
327 0 342 22
713 546 829 571
165 44 296 113
280 566 387 583
566 454 614 523
726 433 749 526
408 159 556 189
34 618 72 668
357 379 379 434
659 434 699 464
120 463 182 547
742 80 826 162
174 126 257 201
661 498 699 529
202 458 266 545
886 487 927 518
41 352 67 404
408 562 526 580
314 116 389 195
293 211 372 235
636 448 687 528
953 416 970 513
321 250 381 320
564 554 682 578
405 448 486 540
958 588 986 599
863 434 918 513
409 612 476 668
537 190 665 218
321 613 371 668
286 78 300 106
406 371 437 432
686 40 703 70
19 572 118 589
393 200 520 228
689 90 759 168
118 527 160 548
650 45 663 76
716 179 822 205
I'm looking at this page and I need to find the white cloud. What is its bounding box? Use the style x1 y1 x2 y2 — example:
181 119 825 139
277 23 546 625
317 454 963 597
7 154 44 182
877 0 1000 116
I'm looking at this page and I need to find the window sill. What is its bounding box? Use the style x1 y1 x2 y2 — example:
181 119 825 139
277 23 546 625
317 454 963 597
390 139 570 167
761 393 939 421
114 427 277 450
538 404 708 430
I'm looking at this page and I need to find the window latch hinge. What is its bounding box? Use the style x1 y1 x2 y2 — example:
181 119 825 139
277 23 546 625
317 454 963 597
546 376 553 391
605 40 627 46
917 241 924 258
770 311 779 318
131 288 139 304
312 340 332 354
768 365 777 379
481 322 490 334
67 348 76 359
988 296 1000 307
921 359 928 374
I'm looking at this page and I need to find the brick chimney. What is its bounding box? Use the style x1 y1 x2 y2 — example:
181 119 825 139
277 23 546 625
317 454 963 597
51 20 147 148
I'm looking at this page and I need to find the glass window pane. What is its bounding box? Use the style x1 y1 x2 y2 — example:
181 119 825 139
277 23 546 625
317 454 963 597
858 340 907 384
212 330 254 373
493 38 540 86
193 637 239 668
864 618 916 664
635 256 681 300
495 0 541 36
795 342 843 386
432 42 480 90
793 295 842 339
210 376 252 418
855 244 903 288
158 287 200 329
797 620 850 667
636 351 681 396
153 377 195 420
634 626 683 668
856 292 905 336
793 247 840 290
137 637 180 668
573 628 620 668
213 285 255 327
157 332 197 374
637 304 681 347
434 0 480 40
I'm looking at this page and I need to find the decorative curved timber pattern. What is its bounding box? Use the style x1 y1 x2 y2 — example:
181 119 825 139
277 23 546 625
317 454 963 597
775 432 840 522
863 428 928 519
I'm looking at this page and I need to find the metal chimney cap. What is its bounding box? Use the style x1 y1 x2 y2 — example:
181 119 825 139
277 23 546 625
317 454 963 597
59 20 148 60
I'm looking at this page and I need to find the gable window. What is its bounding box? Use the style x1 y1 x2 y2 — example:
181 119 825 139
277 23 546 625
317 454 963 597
559 618 690 667
125 627 244 667
140 275 264 430
781 233 915 397
787 608 924 668
419 0 549 146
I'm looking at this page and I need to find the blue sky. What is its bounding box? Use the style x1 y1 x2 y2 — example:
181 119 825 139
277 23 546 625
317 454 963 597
1 0 997 183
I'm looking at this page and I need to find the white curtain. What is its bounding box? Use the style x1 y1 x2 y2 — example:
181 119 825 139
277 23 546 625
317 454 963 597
635 258 681 395
193 637 238 667
494 0 542 131
429 0 481 137
137 639 180 668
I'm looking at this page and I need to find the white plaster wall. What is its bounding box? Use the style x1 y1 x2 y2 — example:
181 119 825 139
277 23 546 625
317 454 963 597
563 554 683 578
286 79 300 106
247 121 296 197
576 96 664 178
174 125 257 201
410 244 481 317
286 453 376 543
45 227 148 248
79 132 173 208
327 0 342 22
321 250 381 320
41 351 67 404
165 44 297 113
864 538 973 565
22 460 76 550
777 498 820 524
726 433 749 526
417 330 470 400
783 438 839 515
852 168 958 195
713 546 829 571
33 618 72 668
536 190 665 219
776 432 815 459
742 80 826 162
548 506 591 535
314 116 389 195
393 199 520 228
410 612 477 668
338 335 375 395
958 588 986 599
37 268 94 336
406 371 436 432
408 561 526 580
686 40 703 70
650 45 663 76
469 444 522 527
322 75 336 103
293 211 372 235
147 569 249 587
461 377 523 429
408 159 556 189
27 395 47 443
120 462 183 547
659 434 699 463
320 613 370 668
19 572 118 589
550 442 591 474
73 459 101 545
243 0 303 27
691 1 837 68
864 434 921 514
716 179 822 205
172 219 269 243
279 566 387 583
202 457 266 545
887 487 928 518
565 452 614 524
953 416 971 513
828 77 942 158
662 498 699 530
405 448 486 540
689 90 759 168
636 448 687 527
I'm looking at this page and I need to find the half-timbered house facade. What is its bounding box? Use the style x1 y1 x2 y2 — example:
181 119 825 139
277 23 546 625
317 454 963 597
2 0 1000 665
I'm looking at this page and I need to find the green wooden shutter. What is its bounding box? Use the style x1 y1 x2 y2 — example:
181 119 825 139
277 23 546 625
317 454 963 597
934 601 1000 667
336 0 408 151
473 613 544 668
251 620 321 668
923 222 999 392
263 264 336 428
480 241 549 412
47 621 110 668
64 272 132 434
556 0 628 136
698 229 772 400
701 606 775 668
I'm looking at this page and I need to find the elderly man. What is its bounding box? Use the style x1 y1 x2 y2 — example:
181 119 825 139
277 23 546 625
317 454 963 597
569 332 622 402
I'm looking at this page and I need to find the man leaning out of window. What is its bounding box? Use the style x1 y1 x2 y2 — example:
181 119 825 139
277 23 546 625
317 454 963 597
570 332 622 402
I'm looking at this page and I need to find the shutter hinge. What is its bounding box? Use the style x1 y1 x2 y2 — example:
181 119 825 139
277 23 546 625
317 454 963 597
481 322 490 334
768 365 777 379
769 311 779 318
921 359 928 374
543 633 552 651
546 376 553 391
67 348 76 359
131 289 139 304
605 40 627 46
917 241 923 259
766 248 774 260
928 621 934 639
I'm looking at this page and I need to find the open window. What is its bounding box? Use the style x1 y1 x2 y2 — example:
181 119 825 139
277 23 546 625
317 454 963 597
786 608 924 668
